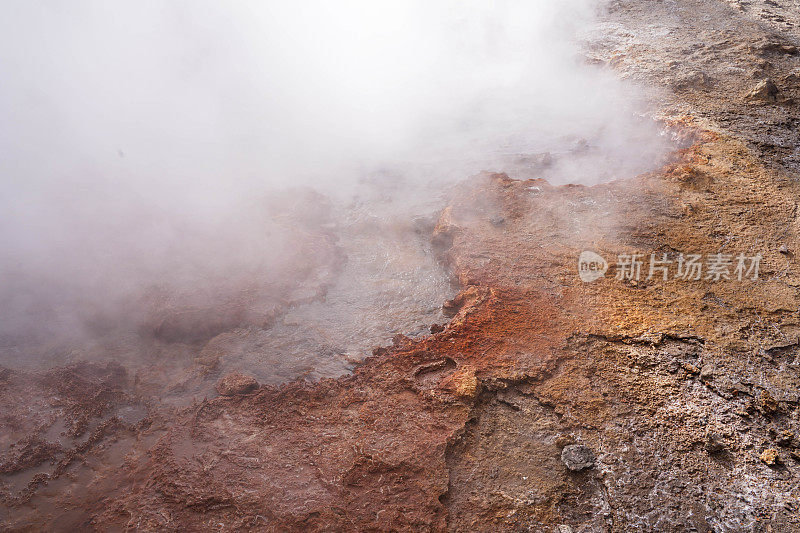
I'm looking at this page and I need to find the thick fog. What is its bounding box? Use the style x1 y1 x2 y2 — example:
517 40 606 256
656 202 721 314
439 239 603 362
0 1 671 351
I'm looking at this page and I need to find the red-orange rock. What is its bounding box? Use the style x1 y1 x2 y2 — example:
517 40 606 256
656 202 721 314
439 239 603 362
215 373 259 396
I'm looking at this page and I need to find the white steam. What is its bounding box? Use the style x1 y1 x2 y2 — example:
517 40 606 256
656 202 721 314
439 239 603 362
0 1 669 349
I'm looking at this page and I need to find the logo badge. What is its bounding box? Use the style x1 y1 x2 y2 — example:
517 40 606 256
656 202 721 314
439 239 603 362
578 251 608 282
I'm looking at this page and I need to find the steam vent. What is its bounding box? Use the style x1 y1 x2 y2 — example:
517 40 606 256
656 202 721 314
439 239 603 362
2 1 800 531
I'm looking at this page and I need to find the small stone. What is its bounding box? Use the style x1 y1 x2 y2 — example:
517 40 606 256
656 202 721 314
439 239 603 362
705 432 726 454
438 366 478 399
558 526 574 533
779 244 790 254
216 373 259 396
745 79 779 102
760 448 780 466
561 444 595 471
683 363 700 375
757 391 780 414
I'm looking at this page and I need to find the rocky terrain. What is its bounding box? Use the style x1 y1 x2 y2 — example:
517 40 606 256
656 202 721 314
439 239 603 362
3 0 800 531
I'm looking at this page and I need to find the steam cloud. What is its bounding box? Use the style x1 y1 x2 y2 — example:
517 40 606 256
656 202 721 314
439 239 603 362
0 1 670 355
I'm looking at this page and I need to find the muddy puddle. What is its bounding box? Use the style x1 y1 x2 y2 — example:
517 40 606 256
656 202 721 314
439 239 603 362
0 177 457 393
211 193 455 386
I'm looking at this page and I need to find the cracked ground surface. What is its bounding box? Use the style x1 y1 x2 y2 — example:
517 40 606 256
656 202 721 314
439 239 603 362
3 0 800 531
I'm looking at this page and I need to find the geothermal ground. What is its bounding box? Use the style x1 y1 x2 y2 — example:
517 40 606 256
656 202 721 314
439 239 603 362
4 1 800 531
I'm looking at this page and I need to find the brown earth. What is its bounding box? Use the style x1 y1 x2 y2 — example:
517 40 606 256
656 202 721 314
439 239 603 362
3 0 800 531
